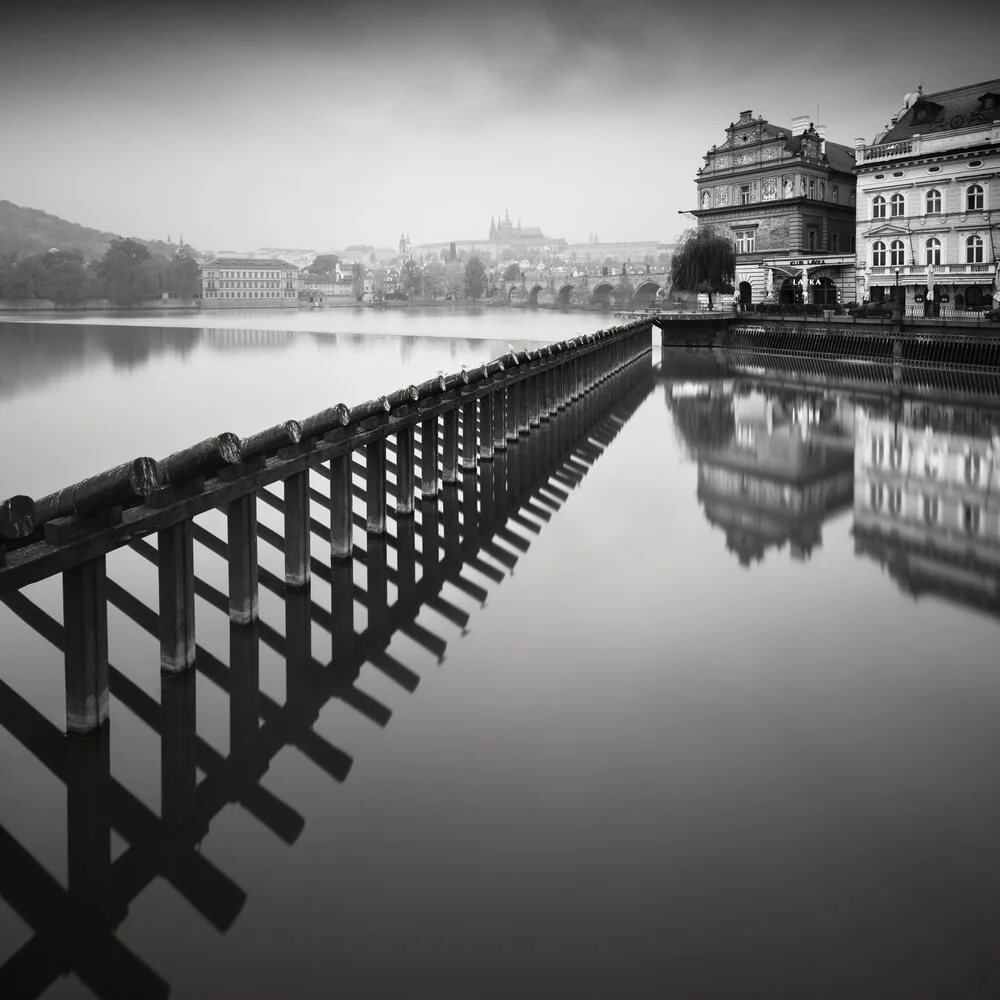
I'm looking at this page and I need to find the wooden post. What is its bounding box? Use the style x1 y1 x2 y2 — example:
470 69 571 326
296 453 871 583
396 426 415 515
63 556 109 735
442 408 459 484
517 376 530 435
479 393 494 461
529 370 541 428
227 493 258 626
506 382 519 442
461 399 477 471
366 438 386 535
494 388 508 451
420 417 438 498
284 470 310 588
158 519 196 673
329 452 352 559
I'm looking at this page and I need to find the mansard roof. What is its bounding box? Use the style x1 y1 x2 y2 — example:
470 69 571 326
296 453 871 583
880 77 1000 142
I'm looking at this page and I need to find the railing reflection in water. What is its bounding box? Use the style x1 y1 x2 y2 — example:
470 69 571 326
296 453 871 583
0 353 653 999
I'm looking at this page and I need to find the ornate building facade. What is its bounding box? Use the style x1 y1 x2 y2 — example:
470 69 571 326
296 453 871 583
690 110 858 307
854 79 1000 313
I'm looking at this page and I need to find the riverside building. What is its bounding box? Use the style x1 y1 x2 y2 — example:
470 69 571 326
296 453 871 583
201 258 299 308
854 79 1000 315
690 110 858 308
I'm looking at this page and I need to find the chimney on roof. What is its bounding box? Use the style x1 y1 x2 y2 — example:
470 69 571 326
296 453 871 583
790 115 810 136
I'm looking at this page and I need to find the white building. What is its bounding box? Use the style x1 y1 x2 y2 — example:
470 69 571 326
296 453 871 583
201 258 298 309
854 79 1000 315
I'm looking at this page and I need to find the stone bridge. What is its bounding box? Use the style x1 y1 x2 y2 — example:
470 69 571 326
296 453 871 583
495 271 671 309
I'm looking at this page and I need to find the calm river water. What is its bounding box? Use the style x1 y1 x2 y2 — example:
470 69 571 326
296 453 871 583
2 309 1000 998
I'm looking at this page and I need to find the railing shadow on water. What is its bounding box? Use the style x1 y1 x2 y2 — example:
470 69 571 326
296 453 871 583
0 350 654 999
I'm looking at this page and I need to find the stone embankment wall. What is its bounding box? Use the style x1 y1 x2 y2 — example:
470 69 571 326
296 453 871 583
0 298 199 312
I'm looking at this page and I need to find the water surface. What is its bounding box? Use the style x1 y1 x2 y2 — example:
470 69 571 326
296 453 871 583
2 313 1000 998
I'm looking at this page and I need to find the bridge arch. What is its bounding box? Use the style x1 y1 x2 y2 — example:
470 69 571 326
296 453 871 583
556 283 574 308
633 281 664 307
590 282 616 308
528 284 545 306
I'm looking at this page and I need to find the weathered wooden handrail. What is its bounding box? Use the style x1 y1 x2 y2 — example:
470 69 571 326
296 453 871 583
241 420 301 462
35 457 162 525
0 495 37 540
161 435 242 485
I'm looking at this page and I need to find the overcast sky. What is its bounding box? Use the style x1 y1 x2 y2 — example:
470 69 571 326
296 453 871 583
1 0 996 251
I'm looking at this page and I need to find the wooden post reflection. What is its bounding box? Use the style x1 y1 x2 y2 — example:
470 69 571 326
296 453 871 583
331 558 355 662
229 623 260 784
67 726 111 912
396 514 417 607
161 669 197 838
367 536 389 637
285 588 314 713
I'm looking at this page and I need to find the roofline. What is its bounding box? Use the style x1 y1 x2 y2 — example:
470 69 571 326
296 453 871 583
913 77 1000 101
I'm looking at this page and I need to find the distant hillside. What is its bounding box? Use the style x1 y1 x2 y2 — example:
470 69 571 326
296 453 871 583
0 200 180 260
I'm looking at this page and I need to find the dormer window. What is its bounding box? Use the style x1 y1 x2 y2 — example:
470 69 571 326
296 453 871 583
909 99 943 126
978 93 999 111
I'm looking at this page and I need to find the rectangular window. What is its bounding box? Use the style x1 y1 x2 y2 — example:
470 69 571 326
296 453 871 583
740 185 751 205
808 178 816 199
734 230 755 253
832 233 840 252
832 184 839 203
808 229 817 251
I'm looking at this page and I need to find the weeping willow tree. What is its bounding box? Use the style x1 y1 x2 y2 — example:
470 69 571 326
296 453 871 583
669 229 736 308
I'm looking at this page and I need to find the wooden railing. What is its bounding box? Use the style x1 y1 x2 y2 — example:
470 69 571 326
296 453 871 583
0 321 654 735
0 351 655 997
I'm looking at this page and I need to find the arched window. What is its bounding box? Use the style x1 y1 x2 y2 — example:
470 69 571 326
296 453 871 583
890 240 905 266
890 193 905 217
926 189 941 214
966 235 984 263
872 195 887 219
967 184 984 211
925 238 941 265
872 241 886 266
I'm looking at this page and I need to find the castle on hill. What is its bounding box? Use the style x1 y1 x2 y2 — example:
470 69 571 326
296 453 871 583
488 209 552 248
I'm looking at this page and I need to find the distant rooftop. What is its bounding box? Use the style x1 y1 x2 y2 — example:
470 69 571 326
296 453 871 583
205 257 295 268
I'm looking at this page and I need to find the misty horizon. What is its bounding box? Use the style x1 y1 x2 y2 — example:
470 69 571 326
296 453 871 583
2 0 997 249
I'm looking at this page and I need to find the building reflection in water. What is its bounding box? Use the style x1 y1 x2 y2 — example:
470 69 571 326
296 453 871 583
854 399 1000 616
664 351 1000 612
0 354 653 999
664 356 854 566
